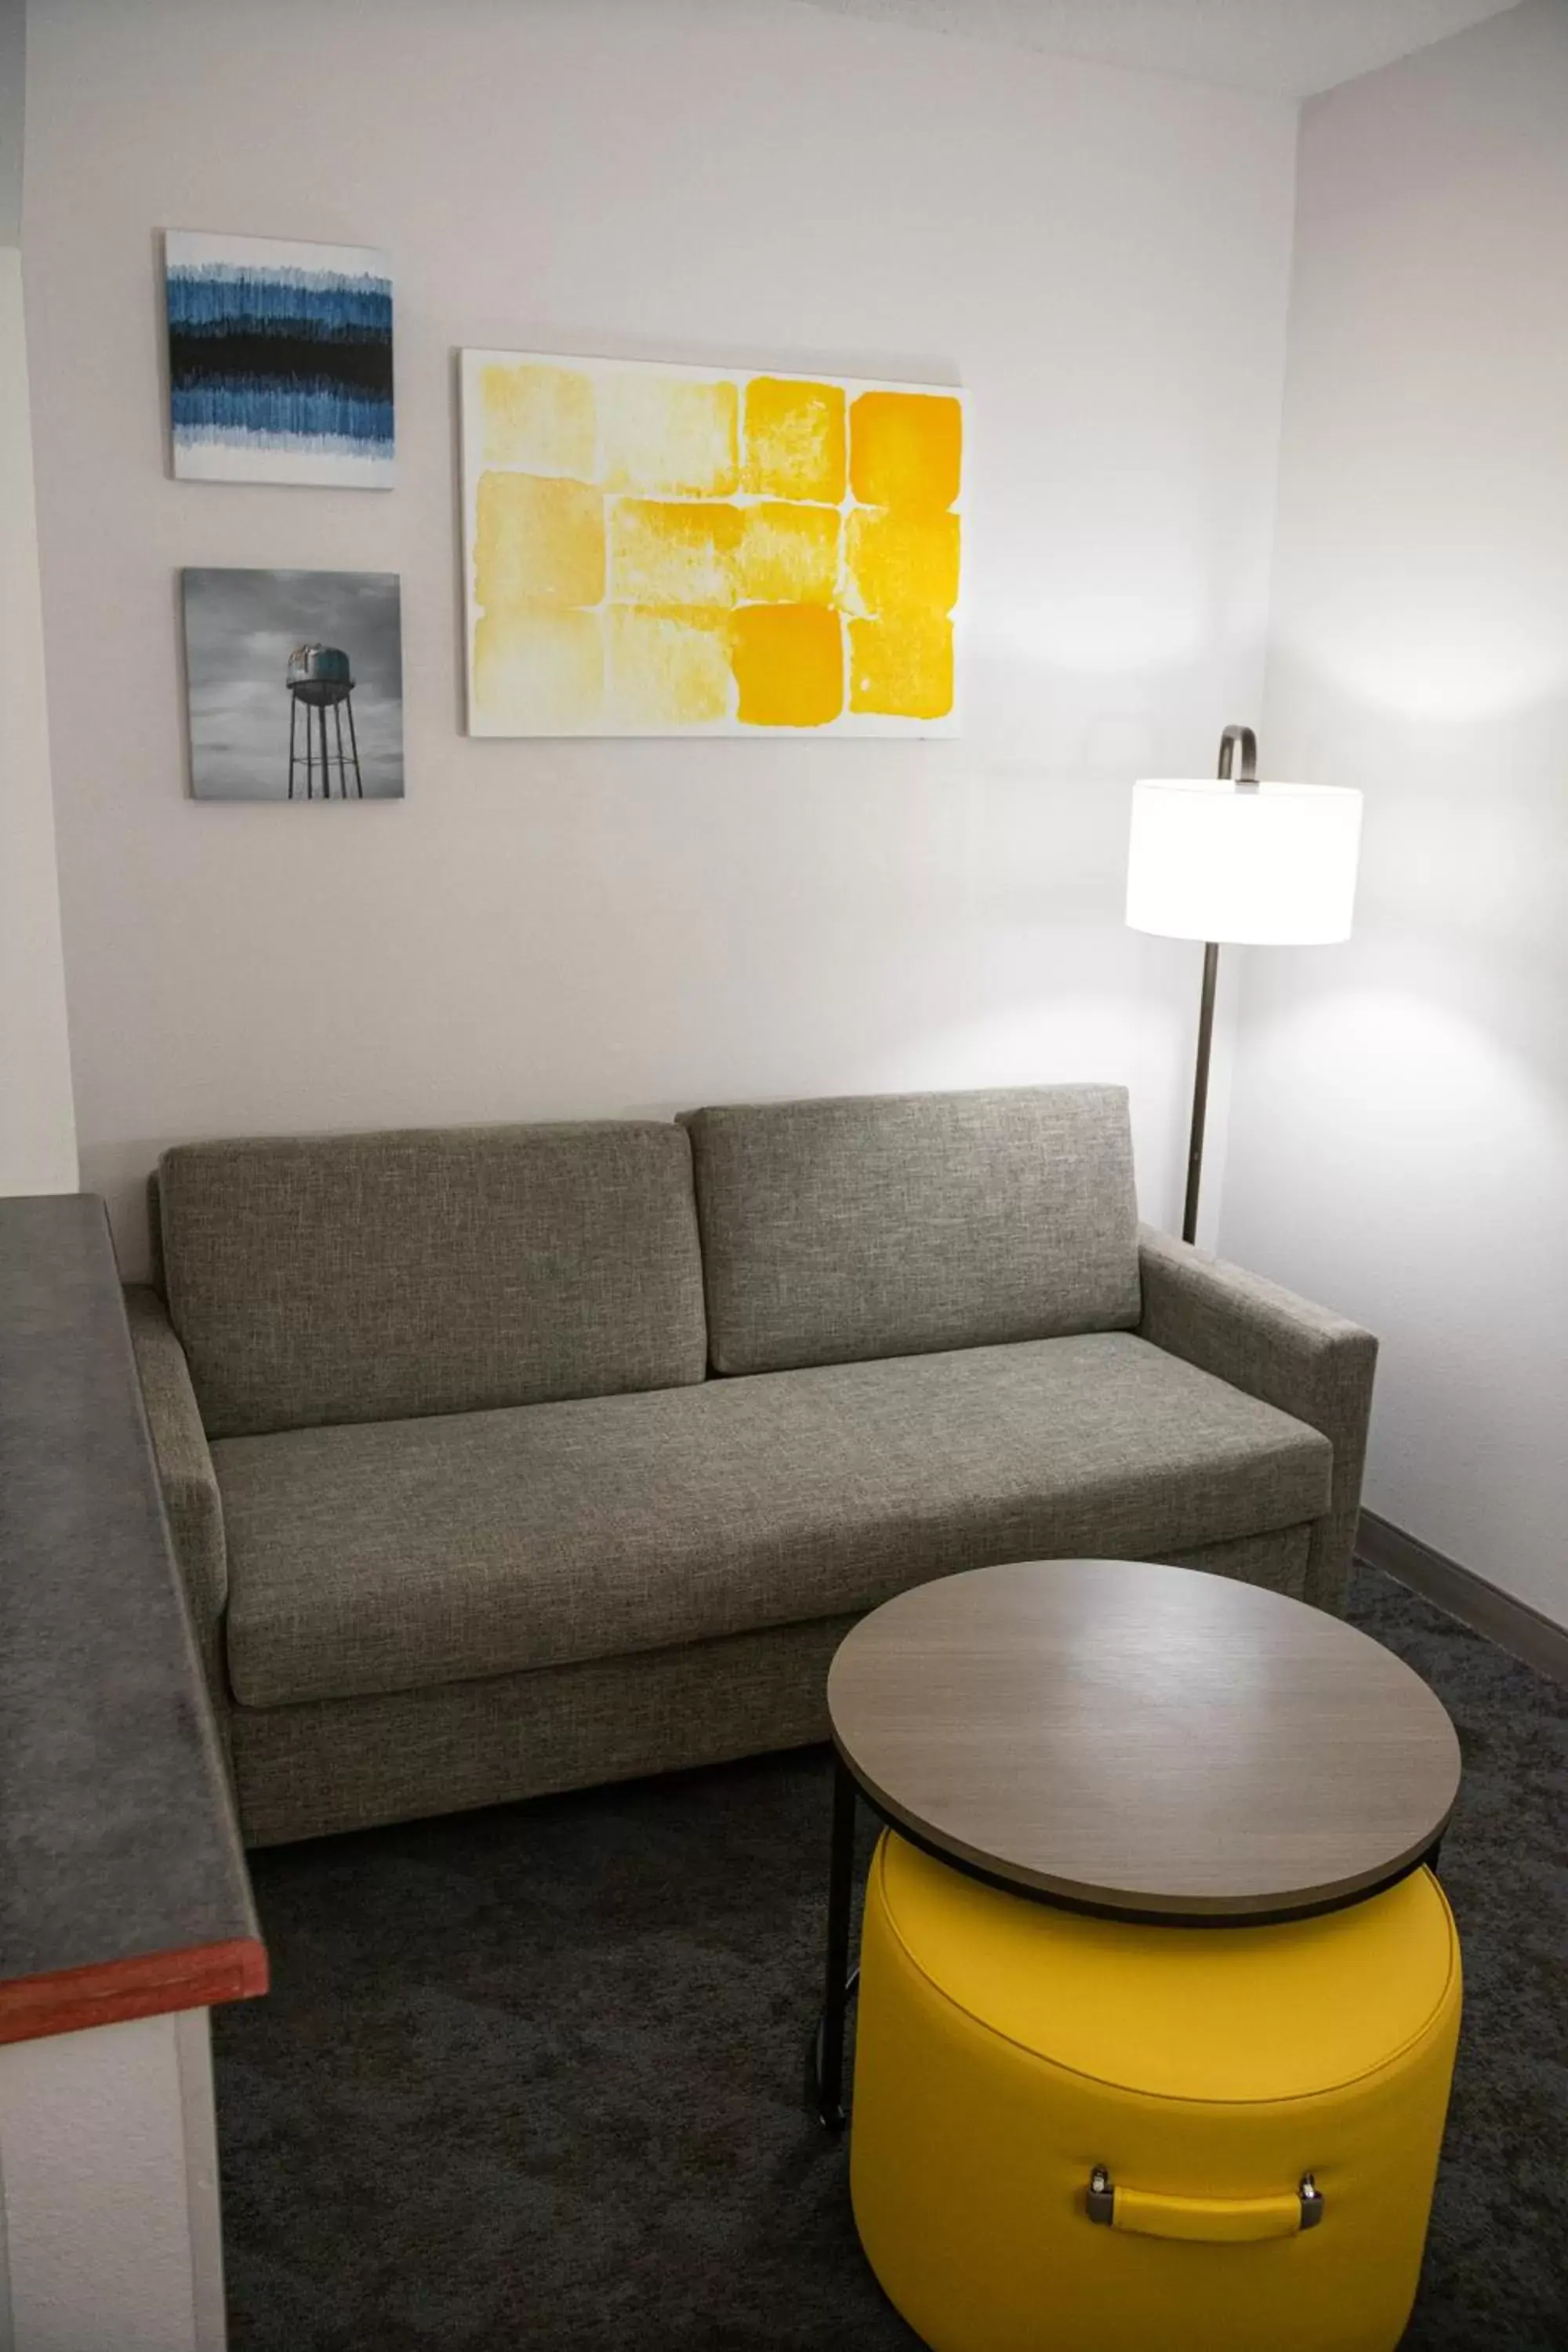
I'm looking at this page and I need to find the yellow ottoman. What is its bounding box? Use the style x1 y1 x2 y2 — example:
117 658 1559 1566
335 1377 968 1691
851 1831 1461 2352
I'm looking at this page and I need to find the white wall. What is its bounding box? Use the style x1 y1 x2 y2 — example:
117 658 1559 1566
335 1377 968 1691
0 0 77 1200
21 0 1297 1276
1221 1 1568 1624
0 2009 225 2352
1 0 24 245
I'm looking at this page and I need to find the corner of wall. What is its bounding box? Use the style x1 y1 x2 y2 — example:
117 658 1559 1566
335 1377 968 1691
0 239 80 1196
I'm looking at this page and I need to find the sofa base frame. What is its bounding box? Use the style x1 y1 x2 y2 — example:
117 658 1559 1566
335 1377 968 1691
230 1527 1315 1848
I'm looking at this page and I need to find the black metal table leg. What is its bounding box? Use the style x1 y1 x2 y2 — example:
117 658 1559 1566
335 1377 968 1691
810 1755 859 2131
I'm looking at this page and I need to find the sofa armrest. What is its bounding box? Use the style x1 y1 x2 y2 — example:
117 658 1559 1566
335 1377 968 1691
1136 1227 1377 1616
125 1284 229 1716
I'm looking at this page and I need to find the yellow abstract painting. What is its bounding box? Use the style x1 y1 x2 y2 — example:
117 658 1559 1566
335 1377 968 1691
461 350 963 736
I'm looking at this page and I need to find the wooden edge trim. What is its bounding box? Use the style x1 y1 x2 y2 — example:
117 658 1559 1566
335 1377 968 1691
1357 1510 1568 1688
0 1936 269 2049
839 1745 1456 1922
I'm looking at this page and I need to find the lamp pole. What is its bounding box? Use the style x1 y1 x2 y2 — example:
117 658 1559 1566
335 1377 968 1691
1181 724 1258 1246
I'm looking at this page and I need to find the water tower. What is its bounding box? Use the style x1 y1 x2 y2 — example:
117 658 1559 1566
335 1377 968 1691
286 644 363 799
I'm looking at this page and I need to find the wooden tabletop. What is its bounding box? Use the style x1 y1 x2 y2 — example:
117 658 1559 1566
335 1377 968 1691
827 1559 1461 1920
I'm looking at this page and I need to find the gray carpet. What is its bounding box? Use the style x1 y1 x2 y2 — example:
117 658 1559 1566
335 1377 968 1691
215 1566 1568 2349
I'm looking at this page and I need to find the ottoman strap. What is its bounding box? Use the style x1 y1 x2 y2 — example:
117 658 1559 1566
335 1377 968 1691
1086 2168 1325 2241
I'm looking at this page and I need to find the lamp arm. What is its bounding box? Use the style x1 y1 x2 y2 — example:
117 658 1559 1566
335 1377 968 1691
1182 941 1220 1245
1182 720 1260 1243
1216 723 1258 787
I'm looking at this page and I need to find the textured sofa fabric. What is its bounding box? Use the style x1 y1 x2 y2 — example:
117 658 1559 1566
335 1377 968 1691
125 1285 229 1744
126 1089 1378 1848
157 1121 707 1439
234 1523 1314 1849
216 1333 1330 1710
1136 1229 1378 1615
682 1086 1141 1377
234 1612 860 1847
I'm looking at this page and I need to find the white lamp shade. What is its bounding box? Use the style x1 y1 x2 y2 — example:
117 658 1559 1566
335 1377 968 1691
1126 778 1363 946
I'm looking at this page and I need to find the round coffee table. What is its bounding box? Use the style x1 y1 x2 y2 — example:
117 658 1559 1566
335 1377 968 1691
811 1558 1461 2128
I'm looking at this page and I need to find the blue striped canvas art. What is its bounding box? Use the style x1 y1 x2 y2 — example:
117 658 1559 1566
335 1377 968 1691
165 231 394 487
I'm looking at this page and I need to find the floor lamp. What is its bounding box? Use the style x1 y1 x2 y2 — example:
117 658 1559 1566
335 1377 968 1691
1126 727 1363 1246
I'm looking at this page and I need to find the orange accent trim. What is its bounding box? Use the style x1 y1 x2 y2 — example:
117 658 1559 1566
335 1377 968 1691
0 1936 268 2047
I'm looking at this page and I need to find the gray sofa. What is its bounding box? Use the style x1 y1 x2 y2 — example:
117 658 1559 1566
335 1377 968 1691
125 1084 1377 1848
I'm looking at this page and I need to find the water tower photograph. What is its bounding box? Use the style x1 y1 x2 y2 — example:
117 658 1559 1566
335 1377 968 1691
181 568 404 800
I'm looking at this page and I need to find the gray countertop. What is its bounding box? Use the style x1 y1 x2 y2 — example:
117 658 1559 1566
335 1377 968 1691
0 1194 263 2040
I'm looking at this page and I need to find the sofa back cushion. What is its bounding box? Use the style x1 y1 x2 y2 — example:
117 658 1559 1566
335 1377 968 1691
157 1122 708 1438
681 1084 1142 1377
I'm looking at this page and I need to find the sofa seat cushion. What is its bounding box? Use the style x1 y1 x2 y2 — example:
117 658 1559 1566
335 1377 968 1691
216 1333 1334 1711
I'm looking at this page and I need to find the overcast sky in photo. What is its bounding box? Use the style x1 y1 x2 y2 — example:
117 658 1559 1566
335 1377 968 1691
183 568 404 800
